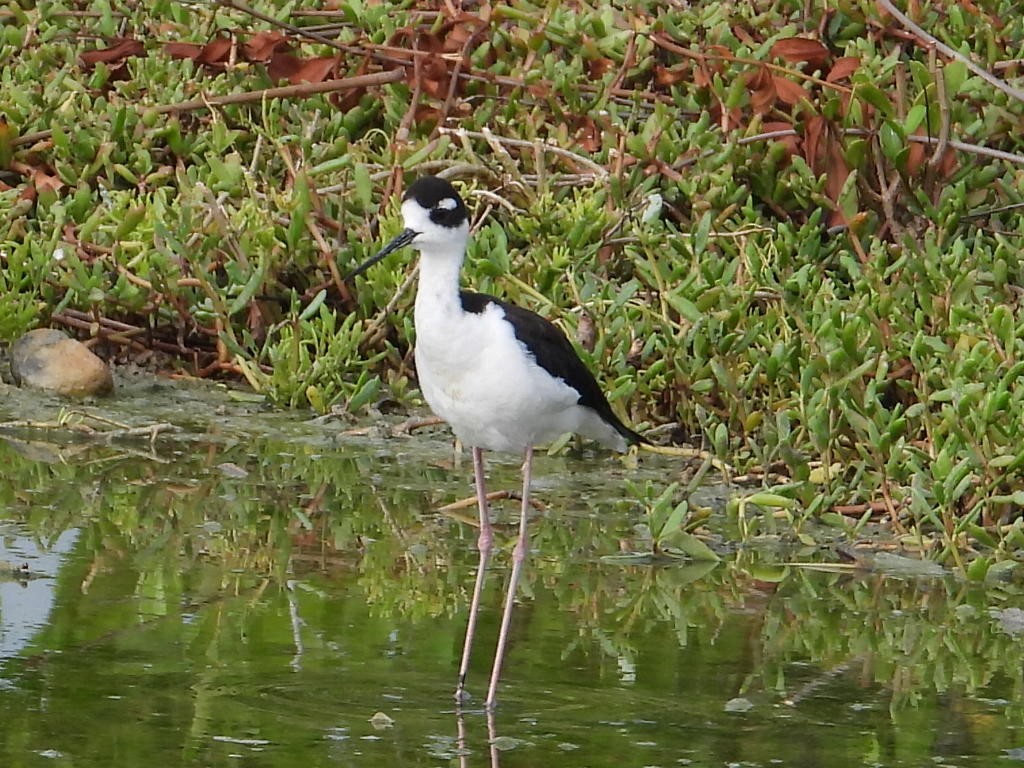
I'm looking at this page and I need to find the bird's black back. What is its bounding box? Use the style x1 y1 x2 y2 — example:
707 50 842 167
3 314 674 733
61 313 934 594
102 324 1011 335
460 291 645 446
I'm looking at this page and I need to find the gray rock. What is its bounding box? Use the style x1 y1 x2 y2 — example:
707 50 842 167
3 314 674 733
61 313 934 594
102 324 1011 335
10 329 114 397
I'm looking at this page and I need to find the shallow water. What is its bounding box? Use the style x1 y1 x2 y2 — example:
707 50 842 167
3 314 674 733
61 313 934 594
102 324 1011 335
0 376 1022 767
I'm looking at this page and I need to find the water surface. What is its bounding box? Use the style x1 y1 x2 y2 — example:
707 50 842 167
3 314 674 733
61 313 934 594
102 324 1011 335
0 377 1022 767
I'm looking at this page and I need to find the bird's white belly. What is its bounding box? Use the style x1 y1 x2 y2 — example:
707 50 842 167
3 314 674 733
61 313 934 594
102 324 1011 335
414 305 581 452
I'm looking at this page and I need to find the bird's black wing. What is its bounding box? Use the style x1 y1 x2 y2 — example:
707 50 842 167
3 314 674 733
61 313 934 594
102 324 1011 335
460 291 645 445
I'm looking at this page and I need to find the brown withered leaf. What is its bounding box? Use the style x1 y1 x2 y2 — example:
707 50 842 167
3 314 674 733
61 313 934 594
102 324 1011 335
692 44 728 88
419 52 453 99
442 13 485 54
267 53 303 83
334 60 369 111
413 103 444 124
693 63 713 89
165 36 232 70
654 63 689 87
906 132 927 176
773 75 808 105
17 165 63 203
824 140 850 227
389 25 465 98
588 55 614 80
576 312 596 352
826 56 860 82
763 120 800 157
197 36 233 66
299 56 339 84
275 55 338 85
745 66 771 89
80 37 145 68
732 24 759 49
746 66 776 114
526 81 550 98
384 26 416 61
573 115 601 153
939 146 957 177
165 42 205 60
770 37 830 69
410 29 445 54
803 114 827 173
246 301 270 343
335 86 366 113
243 31 291 62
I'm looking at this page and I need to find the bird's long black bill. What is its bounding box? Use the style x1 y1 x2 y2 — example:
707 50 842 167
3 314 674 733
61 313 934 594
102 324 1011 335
347 228 418 279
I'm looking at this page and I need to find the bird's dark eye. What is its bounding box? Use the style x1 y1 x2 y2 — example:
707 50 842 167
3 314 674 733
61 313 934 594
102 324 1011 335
430 198 464 228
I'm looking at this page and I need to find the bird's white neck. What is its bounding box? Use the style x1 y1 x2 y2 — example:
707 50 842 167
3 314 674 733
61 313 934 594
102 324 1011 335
414 246 466 319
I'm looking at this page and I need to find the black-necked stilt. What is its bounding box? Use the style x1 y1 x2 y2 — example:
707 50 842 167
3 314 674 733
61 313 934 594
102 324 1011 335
351 175 645 708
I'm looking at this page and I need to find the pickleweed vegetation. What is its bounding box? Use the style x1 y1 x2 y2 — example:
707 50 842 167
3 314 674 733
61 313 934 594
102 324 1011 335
2 0 1023 569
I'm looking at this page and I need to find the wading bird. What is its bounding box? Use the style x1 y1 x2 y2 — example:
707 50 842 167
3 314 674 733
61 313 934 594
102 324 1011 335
350 176 644 708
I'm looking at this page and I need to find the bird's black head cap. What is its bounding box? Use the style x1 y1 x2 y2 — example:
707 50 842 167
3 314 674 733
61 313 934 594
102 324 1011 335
403 176 468 230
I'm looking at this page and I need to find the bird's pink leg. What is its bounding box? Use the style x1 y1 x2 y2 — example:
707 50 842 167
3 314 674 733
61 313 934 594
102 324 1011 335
455 446 493 703
485 445 533 709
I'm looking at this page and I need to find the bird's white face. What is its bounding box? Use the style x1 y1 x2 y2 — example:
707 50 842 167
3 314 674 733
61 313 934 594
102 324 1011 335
401 196 470 254
349 176 471 278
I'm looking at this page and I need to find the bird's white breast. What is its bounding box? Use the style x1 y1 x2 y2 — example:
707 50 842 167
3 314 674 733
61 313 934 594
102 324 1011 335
413 298 583 452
